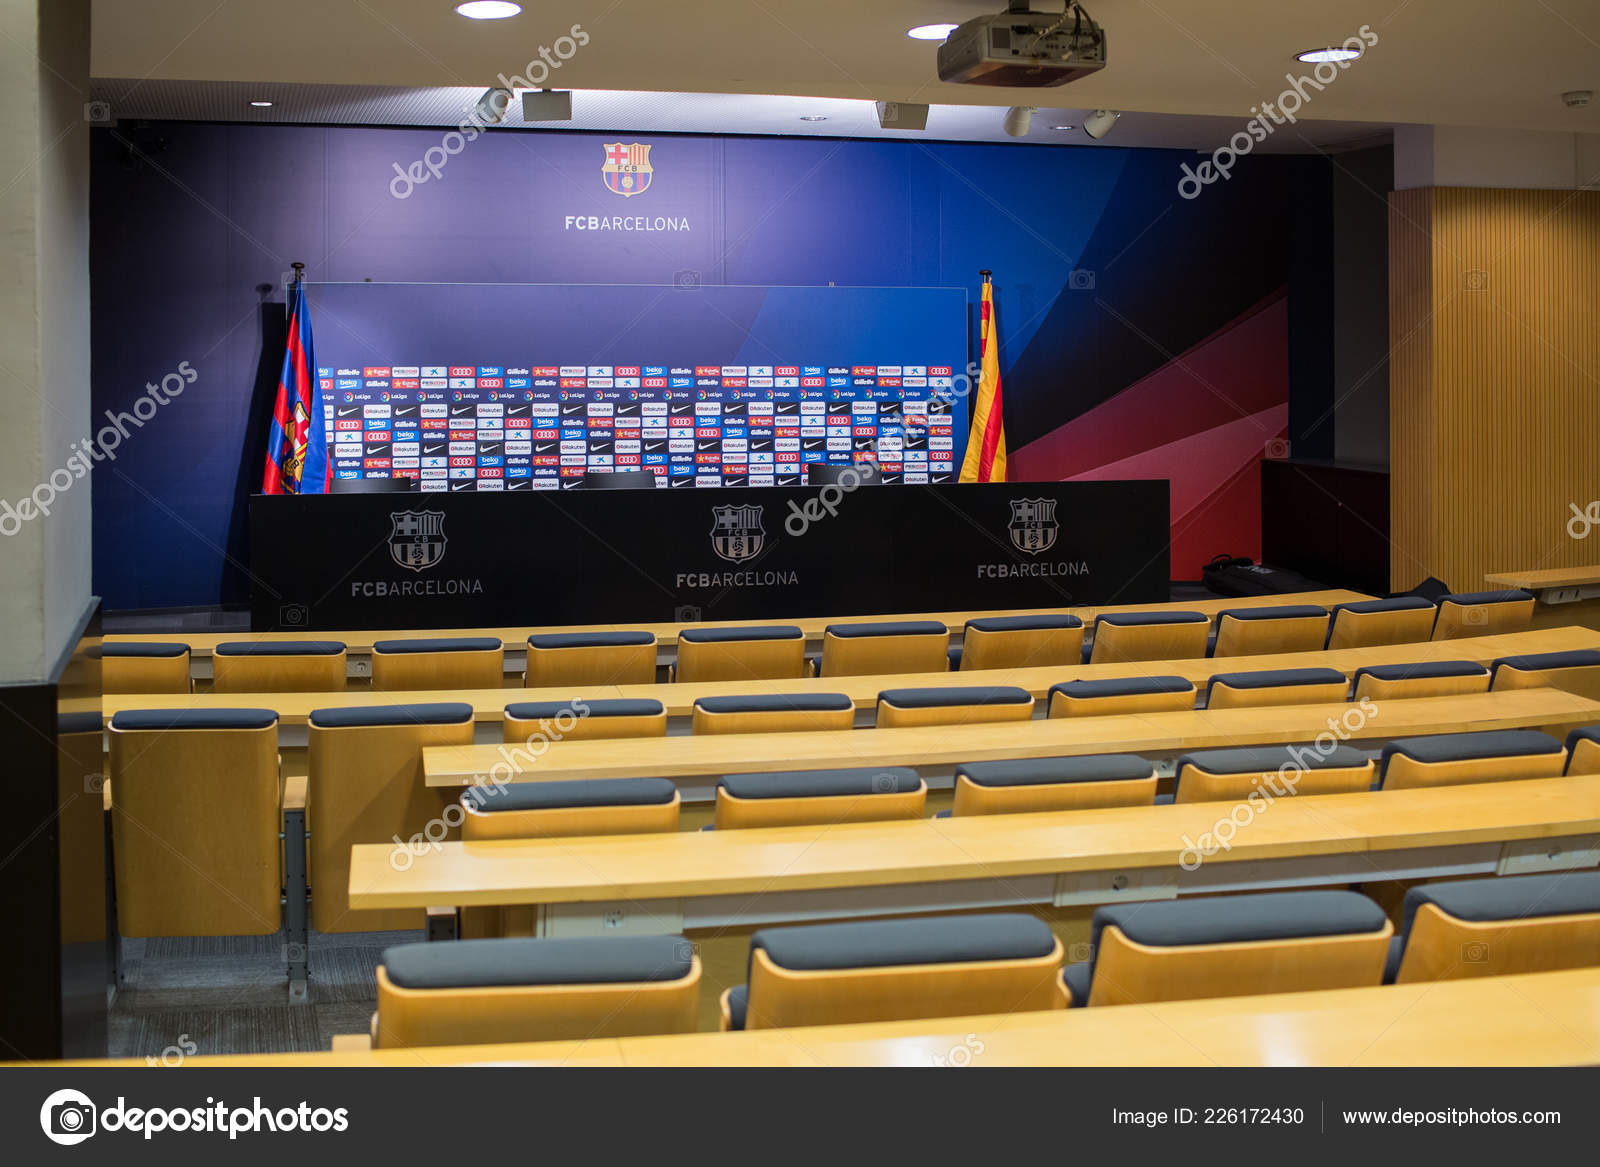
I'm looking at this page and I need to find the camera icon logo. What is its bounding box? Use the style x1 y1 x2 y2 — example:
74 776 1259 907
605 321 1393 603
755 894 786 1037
83 101 110 124
1068 268 1095 291
279 602 309 627
673 269 701 290
674 605 702 622
40 1088 97 1145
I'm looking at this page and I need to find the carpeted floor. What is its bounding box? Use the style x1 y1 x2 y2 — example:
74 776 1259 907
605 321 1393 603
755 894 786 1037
109 928 420 1059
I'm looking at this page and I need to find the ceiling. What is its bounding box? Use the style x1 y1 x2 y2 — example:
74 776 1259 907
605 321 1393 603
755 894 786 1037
89 0 1597 137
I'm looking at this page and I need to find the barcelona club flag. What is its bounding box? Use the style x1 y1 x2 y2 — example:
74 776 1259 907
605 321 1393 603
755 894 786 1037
261 275 329 494
959 272 1006 483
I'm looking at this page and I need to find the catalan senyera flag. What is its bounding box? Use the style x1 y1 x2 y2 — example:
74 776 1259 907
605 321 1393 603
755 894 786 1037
959 274 1006 483
261 276 329 494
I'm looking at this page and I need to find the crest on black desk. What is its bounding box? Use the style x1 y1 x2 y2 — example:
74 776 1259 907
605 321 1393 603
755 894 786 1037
389 510 447 571
710 503 764 563
1007 498 1058 556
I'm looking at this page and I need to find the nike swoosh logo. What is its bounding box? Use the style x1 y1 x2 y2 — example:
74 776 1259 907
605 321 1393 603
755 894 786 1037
451 481 474 490
477 445 501 455
803 440 824 450
698 441 719 451
645 442 665 452
423 445 445 455
535 443 555 453
337 406 359 417
670 404 694 414
365 446 388 455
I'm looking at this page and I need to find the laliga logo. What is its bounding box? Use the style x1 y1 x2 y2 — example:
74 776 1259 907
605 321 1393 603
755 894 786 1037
41 1088 97 1145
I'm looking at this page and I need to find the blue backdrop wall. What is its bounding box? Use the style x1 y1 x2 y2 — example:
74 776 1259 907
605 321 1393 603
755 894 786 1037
91 122 1335 610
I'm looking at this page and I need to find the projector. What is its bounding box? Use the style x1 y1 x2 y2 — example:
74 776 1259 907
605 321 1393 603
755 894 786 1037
937 7 1107 88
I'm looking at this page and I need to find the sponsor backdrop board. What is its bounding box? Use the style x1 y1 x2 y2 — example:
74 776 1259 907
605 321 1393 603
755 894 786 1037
249 481 1168 628
309 282 968 490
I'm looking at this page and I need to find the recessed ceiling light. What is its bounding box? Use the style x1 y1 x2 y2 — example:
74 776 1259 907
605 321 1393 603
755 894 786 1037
1295 46 1361 63
907 23 958 41
1051 124 1074 131
249 100 273 108
455 2 522 19
799 115 828 122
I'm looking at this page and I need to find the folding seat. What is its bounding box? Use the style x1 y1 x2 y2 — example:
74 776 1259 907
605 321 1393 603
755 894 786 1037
1204 667 1348 709
951 755 1157 816
818 620 949 677
875 685 1034 729
1377 729 1567 790
307 703 474 932
1325 596 1437 650
1351 660 1490 700
671 624 809 683
1567 726 1600 774
1087 610 1208 664
101 641 191 694
211 640 346 692
1060 890 1391 1007
691 693 854 735
712 766 925 829
1210 604 1330 658
1170 744 1376 803
373 935 700 1048
1388 871 1600 983
503 698 666 742
1047 676 1196 718
954 614 1084 672
460 777 680 840
1431 589 1535 640
371 637 503 691
720 913 1064 1030
1489 649 1600 700
524 631 656 687
107 709 284 936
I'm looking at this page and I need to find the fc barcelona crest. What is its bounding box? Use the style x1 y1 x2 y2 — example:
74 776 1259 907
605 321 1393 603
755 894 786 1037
602 142 653 197
1007 498 1058 556
389 510 448 572
710 504 764 563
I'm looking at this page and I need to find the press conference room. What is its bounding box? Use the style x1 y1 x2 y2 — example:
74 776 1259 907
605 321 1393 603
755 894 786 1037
3 0 1600 1144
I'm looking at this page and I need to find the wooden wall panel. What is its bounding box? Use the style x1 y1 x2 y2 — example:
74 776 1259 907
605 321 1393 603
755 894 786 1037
1389 187 1600 592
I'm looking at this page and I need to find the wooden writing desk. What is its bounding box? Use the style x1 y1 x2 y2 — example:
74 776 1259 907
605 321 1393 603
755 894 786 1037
350 773 1600 936
1486 565 1600 631
420 687 1600 798
39 967 1600 1066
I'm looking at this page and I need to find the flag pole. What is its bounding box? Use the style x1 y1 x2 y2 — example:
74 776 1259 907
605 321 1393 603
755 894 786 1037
287 261 305 320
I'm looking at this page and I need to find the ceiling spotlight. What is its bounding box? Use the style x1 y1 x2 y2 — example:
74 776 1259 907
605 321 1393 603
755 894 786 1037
1002 105 1035 137
249 100 273 108
455 2 521 18
1563 90 1593 108
799 115 828 122
1295 46 1362 63
906 23 958 41
475 86 515 125
1082 108 1120 139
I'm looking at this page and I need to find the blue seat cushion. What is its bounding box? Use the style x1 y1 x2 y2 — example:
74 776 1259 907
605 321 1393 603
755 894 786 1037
956 754 1153 787
308 702 474 728
877 685 1032 709
1094 610 1207 628
751 913 1056 973
824 620 947 638
373 637 501 654
680 624 803 643
527 631 655 649
1090 890 1386 965
1381 729 1563 768
101 641 188 658
1206 667 1347 703
381 935 693 990
1383 934 1404 984
1050 676 1194 700
1216 605 1329 622
1491 650 1600 682
1062 961 1092 1007
110 708 278 731
464 777 676 812
964 614 1083 632
726 984 749 1030
719 767 920 800
505 698 664 720
1440 589 1533 606
1566 725 1600 753
1353 661 1488 685
1330 596 1435 615
694 693 852 714
214 640 345 656
58 711 103 735
948 646 962 670
1176 743 1370 775
1400 872 1600 942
